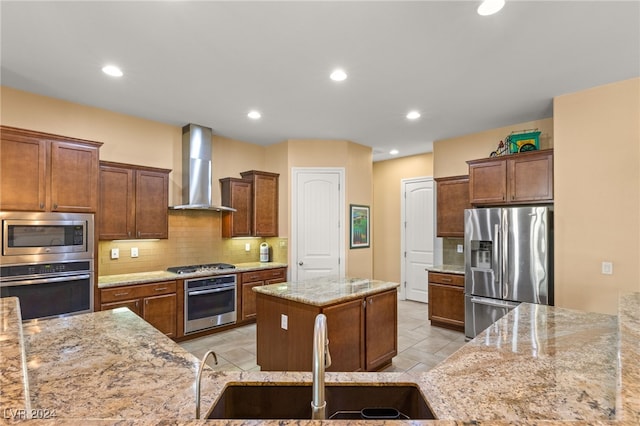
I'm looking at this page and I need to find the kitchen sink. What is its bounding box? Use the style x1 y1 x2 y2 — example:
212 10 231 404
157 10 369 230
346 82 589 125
206 383 435 420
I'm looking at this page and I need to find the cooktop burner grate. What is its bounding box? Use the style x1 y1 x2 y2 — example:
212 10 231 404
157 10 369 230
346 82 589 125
167 263 236 274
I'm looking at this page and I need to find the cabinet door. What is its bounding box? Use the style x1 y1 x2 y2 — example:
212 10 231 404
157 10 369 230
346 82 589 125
0 135 47 211
101 299 141 316
364 290 397 371
324 298 365 372
241 280 262 321
99 164 135 239
241 171 279 237
50 141 99 212
428 283 464 331
220 178 252 237
143 293 176 337
435 176 471 237
508 151 553 203
468 160 507 205
135 169 169 239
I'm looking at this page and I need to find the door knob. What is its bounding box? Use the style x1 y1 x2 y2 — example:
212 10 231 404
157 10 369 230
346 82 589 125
298 261 304 266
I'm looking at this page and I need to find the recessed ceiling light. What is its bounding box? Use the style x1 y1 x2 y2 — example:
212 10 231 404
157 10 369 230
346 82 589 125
390 149 399 155
248 110 261 119
477 0 505 16
330 69 347 82
101 65 123 77
406 111 421 120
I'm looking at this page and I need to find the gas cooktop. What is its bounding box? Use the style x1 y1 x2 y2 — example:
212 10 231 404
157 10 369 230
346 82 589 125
167 263 236 274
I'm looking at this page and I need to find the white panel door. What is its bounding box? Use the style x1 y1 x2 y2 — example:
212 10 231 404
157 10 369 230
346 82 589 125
402 178 434 303
292 168 344 281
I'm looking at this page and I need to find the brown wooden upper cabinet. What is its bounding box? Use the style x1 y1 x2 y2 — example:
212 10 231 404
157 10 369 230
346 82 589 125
99 161 170 240
221 170 279 238
0 126 102 212
435 175 471 238
220 177 252 238
468 149 553 206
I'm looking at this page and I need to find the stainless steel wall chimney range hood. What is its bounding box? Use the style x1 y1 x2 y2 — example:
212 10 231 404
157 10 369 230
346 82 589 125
169 124 236 212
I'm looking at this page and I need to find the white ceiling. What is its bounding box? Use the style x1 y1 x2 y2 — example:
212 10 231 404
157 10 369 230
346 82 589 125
2 1 638 161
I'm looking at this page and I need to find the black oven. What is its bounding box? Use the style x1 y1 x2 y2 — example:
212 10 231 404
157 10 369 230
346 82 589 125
184 274 236 334
0 260 93 320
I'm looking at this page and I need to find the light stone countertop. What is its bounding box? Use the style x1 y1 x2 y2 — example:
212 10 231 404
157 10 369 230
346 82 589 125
253 276 400 306
98 262 288 288
426 264 465 275
2 290 639 424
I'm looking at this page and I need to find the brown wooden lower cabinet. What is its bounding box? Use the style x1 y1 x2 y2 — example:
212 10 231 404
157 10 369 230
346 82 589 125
428 272 465 332
100 280 177 337
256 289 397 372
239 267 287 322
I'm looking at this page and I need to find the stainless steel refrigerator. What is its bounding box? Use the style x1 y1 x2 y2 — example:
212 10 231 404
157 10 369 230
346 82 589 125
464 206 553 339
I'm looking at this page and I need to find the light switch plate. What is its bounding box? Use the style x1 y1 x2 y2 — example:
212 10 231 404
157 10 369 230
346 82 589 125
601 261 613 275
457 244 464 253
131 247 139 258
281 314 288 330
245 243 251 252
110 248 119 259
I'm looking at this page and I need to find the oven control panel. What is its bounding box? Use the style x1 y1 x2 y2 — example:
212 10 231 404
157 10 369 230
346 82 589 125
0 261 92 279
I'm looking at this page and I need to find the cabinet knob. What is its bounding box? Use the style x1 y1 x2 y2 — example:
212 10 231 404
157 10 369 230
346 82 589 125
40 203 44 209
53 203 58 209
298 261 304 266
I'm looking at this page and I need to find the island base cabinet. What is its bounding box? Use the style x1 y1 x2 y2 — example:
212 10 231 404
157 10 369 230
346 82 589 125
325 299 365 372
365 290 398 371
256 289 397 372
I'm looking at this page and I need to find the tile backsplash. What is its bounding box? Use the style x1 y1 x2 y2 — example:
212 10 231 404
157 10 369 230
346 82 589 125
442 237 464 266
98 210 288 276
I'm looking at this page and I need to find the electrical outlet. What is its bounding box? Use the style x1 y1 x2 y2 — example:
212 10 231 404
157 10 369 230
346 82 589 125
281 314 288 330
131 247 139 258
110 248 119 259
601 261 613 275
245 243 251 252
457 244 464 253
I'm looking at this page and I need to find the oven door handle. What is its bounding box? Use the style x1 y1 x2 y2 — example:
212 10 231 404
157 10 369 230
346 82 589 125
188 287 233 296
0 274 91 287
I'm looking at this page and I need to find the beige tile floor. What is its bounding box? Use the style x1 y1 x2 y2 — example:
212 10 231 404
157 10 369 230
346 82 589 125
178 299 466 373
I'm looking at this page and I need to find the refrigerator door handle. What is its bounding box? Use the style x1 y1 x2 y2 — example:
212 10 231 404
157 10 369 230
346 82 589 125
493 224 500 285
470 297 520 309
501 213 509 299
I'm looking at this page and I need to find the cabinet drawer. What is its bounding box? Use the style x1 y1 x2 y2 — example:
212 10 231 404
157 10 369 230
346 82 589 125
101 280 176 303
428 272 464 287
241 268 286 283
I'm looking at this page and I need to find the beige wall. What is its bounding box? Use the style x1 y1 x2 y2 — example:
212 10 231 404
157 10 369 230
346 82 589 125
554 77 640 314
0 87 277 275
275 139 374 278
372 153 434 283
433 118 554 177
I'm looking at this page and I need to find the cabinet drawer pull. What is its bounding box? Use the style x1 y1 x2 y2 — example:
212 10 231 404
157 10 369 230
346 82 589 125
114 292 129 297
441 277 452 282
154 287 168 291
135 301 139 308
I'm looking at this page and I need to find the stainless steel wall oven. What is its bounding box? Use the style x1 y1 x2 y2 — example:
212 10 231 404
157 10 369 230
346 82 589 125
0 211 95 320
184 274 236 334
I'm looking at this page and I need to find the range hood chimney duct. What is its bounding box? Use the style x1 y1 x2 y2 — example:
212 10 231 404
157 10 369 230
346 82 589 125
169 124 235 211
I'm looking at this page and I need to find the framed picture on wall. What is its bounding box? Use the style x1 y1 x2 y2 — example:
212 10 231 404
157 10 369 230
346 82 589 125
350 204 370 249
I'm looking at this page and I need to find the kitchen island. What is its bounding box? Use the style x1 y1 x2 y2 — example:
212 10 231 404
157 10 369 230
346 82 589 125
253 276 400 372
1 292 638 424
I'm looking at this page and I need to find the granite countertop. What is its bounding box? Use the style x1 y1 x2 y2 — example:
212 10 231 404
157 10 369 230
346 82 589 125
253 276 400 306
3 291 639 424
98 262 288 288
426 264 465 275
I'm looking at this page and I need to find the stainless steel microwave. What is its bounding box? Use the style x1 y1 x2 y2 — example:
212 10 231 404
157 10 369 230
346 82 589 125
1 211 94 264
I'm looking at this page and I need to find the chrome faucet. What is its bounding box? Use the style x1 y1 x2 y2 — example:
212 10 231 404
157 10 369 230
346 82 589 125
195 349 218 419
311 313 331 420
